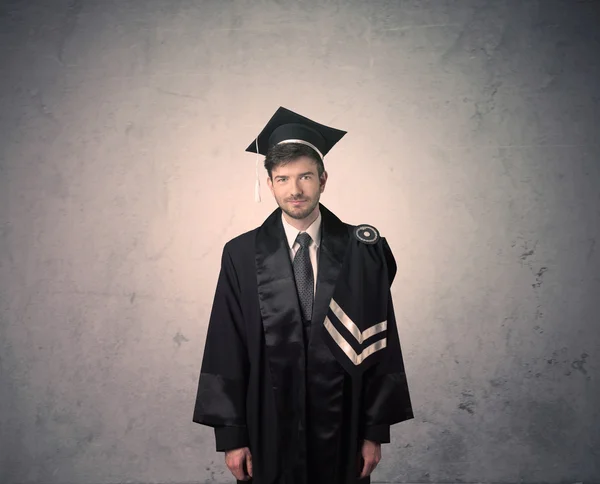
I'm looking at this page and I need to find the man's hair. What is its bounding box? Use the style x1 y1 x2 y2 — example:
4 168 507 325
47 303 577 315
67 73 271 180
264 143 325 180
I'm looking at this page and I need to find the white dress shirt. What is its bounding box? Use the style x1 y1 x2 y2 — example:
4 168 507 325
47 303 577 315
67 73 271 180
281 209 321 296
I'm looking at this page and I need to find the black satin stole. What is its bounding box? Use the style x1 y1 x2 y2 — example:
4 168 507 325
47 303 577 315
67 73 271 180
255 203 354 484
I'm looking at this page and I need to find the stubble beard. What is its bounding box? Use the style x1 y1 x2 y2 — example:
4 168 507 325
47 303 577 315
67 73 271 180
280 194 320 220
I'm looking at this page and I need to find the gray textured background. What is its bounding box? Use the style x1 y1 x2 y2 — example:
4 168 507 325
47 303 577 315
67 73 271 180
1 0 599 483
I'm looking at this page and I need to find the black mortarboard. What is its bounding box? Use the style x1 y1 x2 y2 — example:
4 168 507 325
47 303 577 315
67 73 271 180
246 106 347 161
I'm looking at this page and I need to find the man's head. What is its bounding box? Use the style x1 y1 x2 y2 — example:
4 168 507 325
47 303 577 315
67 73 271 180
265 143 328 221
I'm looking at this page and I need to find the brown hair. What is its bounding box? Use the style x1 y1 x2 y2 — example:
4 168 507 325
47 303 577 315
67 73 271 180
264 143 325 179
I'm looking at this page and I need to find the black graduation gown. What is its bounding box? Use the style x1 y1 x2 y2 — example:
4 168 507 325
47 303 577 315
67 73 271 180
193 203 413 484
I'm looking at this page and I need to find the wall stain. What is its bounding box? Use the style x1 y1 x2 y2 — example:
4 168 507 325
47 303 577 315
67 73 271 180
513 239 548 322
489 377 507 387
515 238 538 263
173 331 189 347
458 391 476 414
535 304 544 320
155 86 206 101
571 353 589 375
532 267 548 288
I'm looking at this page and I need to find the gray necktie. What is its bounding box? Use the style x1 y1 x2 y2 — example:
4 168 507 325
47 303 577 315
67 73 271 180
293 232 314 322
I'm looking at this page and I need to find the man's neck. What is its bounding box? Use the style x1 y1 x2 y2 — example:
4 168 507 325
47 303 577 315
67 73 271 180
282 206 319 232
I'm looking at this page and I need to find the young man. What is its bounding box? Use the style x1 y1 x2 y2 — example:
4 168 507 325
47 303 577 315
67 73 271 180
193 107 413 484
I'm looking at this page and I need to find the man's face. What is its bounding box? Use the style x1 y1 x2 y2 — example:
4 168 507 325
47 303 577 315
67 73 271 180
267 156 328 220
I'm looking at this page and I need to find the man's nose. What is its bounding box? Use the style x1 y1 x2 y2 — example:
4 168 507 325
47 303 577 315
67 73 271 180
290 179 302 195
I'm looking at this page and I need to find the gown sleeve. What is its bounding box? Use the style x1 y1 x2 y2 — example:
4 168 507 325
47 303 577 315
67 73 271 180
361 237 414 443
192 243 250 452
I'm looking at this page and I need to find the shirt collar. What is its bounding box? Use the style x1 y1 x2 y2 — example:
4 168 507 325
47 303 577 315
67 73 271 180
282 208 322 250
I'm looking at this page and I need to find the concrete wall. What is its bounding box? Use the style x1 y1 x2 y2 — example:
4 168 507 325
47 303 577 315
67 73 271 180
1 0 599 483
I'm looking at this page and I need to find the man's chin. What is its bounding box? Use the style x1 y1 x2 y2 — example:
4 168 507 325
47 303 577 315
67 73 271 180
282 200 317 220
286 211 310 220
283 208 306 220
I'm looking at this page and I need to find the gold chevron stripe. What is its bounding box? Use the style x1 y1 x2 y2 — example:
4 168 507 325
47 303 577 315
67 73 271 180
324 316 387 366
329 299 387 344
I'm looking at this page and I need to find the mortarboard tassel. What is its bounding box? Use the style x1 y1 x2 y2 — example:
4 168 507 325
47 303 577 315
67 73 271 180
254 137 261 203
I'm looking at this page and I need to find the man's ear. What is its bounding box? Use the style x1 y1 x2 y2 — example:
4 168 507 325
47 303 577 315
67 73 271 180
319 171 328 192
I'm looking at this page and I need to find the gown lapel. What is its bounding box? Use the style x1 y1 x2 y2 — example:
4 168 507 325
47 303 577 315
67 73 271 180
255 207 307 477
255 205 305 383
311 204 350 340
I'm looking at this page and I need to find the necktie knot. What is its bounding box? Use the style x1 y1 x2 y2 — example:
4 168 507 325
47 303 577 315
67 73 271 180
296 232 312 249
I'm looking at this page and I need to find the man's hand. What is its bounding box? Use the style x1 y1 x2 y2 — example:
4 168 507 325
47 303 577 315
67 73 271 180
225 446 252 481
358 439 381 479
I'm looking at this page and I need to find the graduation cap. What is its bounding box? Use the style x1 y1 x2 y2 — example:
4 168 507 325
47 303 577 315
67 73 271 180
246 107 347 202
